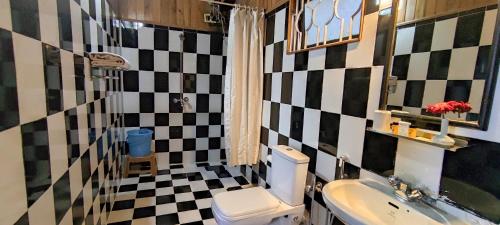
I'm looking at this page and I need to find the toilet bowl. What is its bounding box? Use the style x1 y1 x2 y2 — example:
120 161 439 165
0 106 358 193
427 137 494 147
212 145 310 225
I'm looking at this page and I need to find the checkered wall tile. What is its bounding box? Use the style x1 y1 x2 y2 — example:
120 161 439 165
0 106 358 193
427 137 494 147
388 6 497 120
121 23 227 165
243 2 400 225
0 0 125 225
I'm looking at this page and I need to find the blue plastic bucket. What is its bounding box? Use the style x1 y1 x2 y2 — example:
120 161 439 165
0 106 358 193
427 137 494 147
126 129 153 157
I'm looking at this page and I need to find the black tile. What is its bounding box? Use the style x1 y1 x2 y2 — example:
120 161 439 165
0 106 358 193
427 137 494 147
88 0 96 19
154 72 169 92
445 80 472 102
270 102 280 131
74 55 86 105
474 45 491 79
170 152 182 164
454 11 484 48
260 127 269 145
209 113 221 125
10 0 40 40
373 8 393 66
156 213 179 225
342 68 371 118
294 51 309 71
0 29 19 132
139 50 154 71
205 179 224 189
197 54 210 74
14 212 29 225
169 94 183 113
273 41 284 72
412 23 434 53
266 14 275 45
123 71 139 92
154 28 169 50
305 71 324 109
154 113 169 126
81 150 91 184
122 27 138 48
290 106 304 141
125 113 140 127
258 161 267 179
65 108 80 166
133 206 156 219
57 0 73 51
169 52 181 72
335 162 360 179
183 74 197 93
301 144 317 173
72 191 84 225
169 126 183 139
21 118 51 207
183 138 196 151
139 93 154 113
183 32 197 53
81 11 91 52
193 190 212 199
139 176 155 183
427 50 451 80
113 199 135 210
209 75 222 94
196 94 209 112
156 180 173 188
234 176 249 185
319 112 340 156
174 185 192 193
171 173 187 179
263 73 272 101
53 172 71 224
403 81 426 107
187 172 204 181
209 137 220 149
177 200 198 212
362 131 398 176
200 208 214 219
392 54 410 80
325 44 347 69
156 194 176 205
43 44 64 115
183 113 197 125
210 34 223 55
281 72 293 104
136 189 156 198
196 126 209 138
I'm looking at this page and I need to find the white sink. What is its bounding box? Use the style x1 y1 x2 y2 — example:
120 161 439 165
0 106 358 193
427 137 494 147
322 179 467 225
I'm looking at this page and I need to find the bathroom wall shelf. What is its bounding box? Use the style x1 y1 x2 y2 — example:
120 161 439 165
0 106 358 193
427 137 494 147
366 128 470 152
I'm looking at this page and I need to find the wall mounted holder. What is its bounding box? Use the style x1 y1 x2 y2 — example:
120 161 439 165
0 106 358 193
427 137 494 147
88 52 129 80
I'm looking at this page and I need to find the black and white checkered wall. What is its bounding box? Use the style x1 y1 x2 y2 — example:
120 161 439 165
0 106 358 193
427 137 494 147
388 5 497 119
241 2 400 224
120 24 227 166
0 0 125 225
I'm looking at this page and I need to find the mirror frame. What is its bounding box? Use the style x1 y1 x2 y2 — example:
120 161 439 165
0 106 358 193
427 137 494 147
379 0 500 130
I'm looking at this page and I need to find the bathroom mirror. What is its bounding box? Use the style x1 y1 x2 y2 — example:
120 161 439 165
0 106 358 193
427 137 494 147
381 0 500 130
287 0 365 53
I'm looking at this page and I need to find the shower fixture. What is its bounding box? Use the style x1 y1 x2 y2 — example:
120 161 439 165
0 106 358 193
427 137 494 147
172 33 190 111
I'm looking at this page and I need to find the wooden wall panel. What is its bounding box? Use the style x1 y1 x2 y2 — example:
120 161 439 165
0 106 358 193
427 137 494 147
397 0 497 24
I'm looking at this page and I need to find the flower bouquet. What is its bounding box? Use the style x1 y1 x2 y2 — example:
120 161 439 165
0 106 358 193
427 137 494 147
426 101 472 146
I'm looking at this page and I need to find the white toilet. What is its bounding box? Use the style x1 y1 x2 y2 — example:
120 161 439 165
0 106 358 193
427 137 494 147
212 145 310 225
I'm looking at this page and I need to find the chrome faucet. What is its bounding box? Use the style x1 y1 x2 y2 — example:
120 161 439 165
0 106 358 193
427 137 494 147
387 175 425 202
338 155 349 179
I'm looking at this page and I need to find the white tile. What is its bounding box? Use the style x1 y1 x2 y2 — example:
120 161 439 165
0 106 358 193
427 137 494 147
469 80 485 114
140 113 155 127
154 93 169 113
156 187 174 196
183 126 196 138
196 138 209 150
209 94 222 112
89 19 98 52
279 104 291 136
345 12 378 67
208 150 221 162
302 108 321 148
169 139 183 152
175 192 195 202
139 71 155 92
168 73 181 93
131 216 156 225
169 30 183 52
95 0 102 26
61 50 77 110
77 105 89 151
196 74 210 93
282 40 295 72
0 0 12 30
209 125 221 137
315 150 336 181
367 66 384 120
308 48 326 70
0 127 28 225
178 210 202 224
83 179 93 217
359 169 388 184
197 33 211 54
28 186 56 225
183 93 197 112
183 53 197 74
107 209 133 223
210 55 223 75
195 198 212 209
407 52 430 80
38 0 59 47
394 26 415 55
69 159 83 202
47 112 68 183
122 47 139 70
138 27 154 49
271 73 282 102
156 203 177 215
394 139 444 197
169 113 183 126
13 33 46 124
189 180 209 192
197 113 209 125
265 44 274 73
292 71 307 107
422 80 446 107
387 80 406 107
431 18 457 51
268 130 279 147
480 9 497 46
321 69 345 114
154 50 169 72
262 101 271 128
122 92 140 113
274 8 287 42
337 115 366 167
448 47 478 80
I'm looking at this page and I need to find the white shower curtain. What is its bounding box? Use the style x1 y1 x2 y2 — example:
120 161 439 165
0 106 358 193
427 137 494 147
224 8 264 166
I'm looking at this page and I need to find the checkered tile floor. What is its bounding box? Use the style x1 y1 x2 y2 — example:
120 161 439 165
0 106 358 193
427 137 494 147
108 162 249 225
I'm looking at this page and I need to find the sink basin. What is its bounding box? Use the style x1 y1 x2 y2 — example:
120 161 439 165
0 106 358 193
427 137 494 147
322 179 467 225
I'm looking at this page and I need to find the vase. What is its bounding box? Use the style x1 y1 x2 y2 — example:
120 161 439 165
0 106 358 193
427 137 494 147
432 118 455 146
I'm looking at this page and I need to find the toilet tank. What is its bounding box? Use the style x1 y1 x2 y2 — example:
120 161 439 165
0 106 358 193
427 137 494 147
270 145 310 206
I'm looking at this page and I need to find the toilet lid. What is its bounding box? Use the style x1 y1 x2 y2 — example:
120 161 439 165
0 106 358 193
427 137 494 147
213 187 281 219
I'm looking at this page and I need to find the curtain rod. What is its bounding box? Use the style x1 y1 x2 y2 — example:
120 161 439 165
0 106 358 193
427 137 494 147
200 0 263 10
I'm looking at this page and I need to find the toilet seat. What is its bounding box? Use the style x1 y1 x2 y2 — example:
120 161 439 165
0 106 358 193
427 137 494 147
212 187 281 221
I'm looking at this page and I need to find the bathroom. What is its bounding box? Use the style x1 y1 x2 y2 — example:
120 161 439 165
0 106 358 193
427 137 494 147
0 0 499 224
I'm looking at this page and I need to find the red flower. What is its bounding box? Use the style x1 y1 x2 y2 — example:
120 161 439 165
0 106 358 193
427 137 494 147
426 102 454 115
447 101 472 113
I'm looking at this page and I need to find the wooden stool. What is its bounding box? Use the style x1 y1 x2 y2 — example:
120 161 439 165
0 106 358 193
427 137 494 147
124 152 158 178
